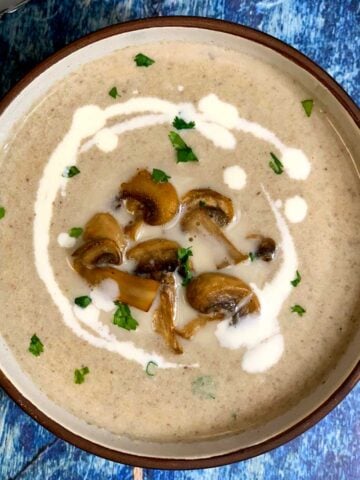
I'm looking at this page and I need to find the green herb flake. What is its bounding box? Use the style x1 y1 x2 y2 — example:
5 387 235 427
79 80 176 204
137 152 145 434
291 304 306 316
134 53 155 67
269 152 284 175
177 247 193 286
145 361 158 377
168 131 198 163
68 227 83 238
28 334 44 357
74 295 92 308
62 166 80 178
0 206 5 220
199 200 206 208
108 86 120 99
249 252 256 262
301 99 314 117
74 366 90 384
151 168 171 183
113 302 138 331
172 116 196 130
291 270 302 287
191 375 216 400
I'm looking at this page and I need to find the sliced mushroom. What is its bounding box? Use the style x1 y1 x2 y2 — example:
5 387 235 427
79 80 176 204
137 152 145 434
153 274 183 354
186 272 260 316
72 212 159 311
127 238 181 280
175 313 224 339
120 169 179 226
83 212 126 250
247 234 277 262
181 189 247 268
123 198 144 240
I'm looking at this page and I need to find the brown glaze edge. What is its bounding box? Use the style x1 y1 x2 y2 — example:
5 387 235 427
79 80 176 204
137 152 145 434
0 17 359 469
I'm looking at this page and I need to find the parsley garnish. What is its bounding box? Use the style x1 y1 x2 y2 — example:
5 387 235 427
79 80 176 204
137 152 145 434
269 152 284 175
62 166 80 178
172 116 195 130
134 53 155 67
191 376 216 400
168 131 198 163
177 247 193 286
28 334 44 357
301 99 314 117
199 200 206 208
145 361 158 376
249 252 256 262
151 168 171 183
0 206 5 220
68 227 83 238
113 302 138 330
291 304 306 316
108 86 120 99
74 366 90 384
74 296 92 308
291 270 302 287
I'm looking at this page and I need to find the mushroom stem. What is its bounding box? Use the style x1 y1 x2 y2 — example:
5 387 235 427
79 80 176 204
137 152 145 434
182 208 248 268
73 259 160 312
175 313 224 339
153 274 183 354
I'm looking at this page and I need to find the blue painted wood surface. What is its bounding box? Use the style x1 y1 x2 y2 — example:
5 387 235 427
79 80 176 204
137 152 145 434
0 1 359 478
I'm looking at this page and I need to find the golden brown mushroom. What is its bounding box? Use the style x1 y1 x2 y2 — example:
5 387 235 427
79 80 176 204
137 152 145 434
127 238 185 354
72 212 160 311
127 238 181 280
247 234 277 262
181 189 248 268
120 170 179 233
176 272 260 339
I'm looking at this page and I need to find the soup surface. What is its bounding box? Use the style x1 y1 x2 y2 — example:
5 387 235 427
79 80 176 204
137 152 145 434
0 42 359 441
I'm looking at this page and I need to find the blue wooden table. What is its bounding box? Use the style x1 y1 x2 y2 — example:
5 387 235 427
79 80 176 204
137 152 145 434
0 1 359 478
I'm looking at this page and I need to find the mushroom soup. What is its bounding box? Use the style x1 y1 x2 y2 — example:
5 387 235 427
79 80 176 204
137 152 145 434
0 42 359 441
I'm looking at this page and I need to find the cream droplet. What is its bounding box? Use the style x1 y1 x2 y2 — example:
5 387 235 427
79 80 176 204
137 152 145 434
223 165 247 190
94 128 118 152
57 232 76 248
281 148 311 180
284 195 308 223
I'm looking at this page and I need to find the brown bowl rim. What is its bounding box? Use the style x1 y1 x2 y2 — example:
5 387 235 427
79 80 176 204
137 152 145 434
0 16 359 470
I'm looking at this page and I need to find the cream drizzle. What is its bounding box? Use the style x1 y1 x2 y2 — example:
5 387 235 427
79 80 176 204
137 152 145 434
34 94 308 372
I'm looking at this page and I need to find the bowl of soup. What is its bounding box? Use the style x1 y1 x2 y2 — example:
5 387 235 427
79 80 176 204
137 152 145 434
0 17 359 468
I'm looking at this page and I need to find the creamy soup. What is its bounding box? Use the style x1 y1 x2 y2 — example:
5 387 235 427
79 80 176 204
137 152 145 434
0 42 359 441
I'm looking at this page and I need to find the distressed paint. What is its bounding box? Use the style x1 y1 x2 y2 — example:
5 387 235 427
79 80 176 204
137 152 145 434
0 0 359 478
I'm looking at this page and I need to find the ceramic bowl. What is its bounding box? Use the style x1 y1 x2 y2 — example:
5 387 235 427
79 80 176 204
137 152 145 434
0 17 359 469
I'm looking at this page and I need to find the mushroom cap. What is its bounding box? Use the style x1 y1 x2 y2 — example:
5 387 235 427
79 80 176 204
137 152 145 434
186 272 260 316
182 188 234 226
120 169 179 226
83 212 126 251
127 238 181 277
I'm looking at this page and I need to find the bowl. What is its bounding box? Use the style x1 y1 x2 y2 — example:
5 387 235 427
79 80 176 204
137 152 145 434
0 17 359 469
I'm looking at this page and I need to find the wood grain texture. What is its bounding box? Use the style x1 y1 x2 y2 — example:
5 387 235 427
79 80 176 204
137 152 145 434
0 0 359 478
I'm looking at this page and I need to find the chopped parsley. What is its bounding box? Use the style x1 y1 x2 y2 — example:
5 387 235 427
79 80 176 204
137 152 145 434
68 227 83 238
151 168 171 183
74 366 89 384
291 304 306 316
177 247 193 286
62 166 80 178
108 86 120 99
113 302 138 331
199 200 206 208
291 270 302 287
0 206 5 220
74 295 92 308
249 252 256 262
301 99 314 117
28 334 44 357
168 131 198 163
145 361 158 376
191 375 216 400
269 152 284 175
172 116 195 130
134 53 155 67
